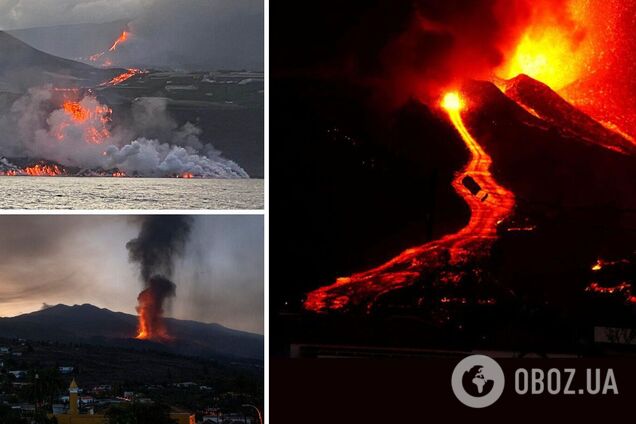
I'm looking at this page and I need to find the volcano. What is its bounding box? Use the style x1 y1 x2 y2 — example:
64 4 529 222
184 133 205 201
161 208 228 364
0 31 122 92
0 304 263 360
299 74 636 332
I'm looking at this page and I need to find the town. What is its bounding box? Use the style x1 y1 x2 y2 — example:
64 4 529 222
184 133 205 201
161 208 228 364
0 338 262 424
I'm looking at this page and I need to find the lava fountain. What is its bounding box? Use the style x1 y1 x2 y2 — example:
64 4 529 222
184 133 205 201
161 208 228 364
135 275 176 341
304 92 515 312
127 216 192 342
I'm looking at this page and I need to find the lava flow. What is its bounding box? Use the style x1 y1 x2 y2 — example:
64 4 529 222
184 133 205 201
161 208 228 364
88 30 132 66
304 92 515 312
109 31 130 52
100 68 144 87
24 164 64 176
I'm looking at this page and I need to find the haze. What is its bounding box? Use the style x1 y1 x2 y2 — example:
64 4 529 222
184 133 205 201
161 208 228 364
0 0 264 70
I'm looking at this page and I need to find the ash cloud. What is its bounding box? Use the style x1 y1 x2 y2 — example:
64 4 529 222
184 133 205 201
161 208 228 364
126 215 193 281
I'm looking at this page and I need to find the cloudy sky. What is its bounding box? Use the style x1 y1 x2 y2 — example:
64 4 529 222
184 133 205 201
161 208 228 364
0 215 264 334
0 0 264 70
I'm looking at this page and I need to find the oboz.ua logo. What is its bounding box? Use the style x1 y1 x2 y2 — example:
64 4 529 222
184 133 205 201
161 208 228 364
451 355 505 408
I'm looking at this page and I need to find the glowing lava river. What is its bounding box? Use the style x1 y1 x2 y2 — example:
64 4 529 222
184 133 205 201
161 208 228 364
304 92 515 312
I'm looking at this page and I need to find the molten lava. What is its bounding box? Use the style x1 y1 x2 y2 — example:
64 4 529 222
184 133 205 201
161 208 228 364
88 30 132 67
495 0 636 140
109 31 130 52
136 288 172 341
63 101 89 121
304 92 515 312
100 68 144 87
23 164 64 176
56 99 112 144
134 275 176 342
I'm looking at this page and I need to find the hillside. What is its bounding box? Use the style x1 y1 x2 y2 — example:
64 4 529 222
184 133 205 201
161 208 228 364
0 31 120 92
0 304 263 360
8 20 130 61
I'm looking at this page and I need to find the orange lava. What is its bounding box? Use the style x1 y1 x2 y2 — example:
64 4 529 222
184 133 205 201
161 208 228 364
135 288 171 341
496 0 636 141
109 31 130 52
88 30 132 67
63 101 89 121
23 164 64 176
304 92 515 312
100 68 143 87
57 100 112 144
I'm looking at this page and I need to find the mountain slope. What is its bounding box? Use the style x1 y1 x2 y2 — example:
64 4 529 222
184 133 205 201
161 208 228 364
0 304 263 360
8 20 130 61
0 31 120 91
500 74 636 155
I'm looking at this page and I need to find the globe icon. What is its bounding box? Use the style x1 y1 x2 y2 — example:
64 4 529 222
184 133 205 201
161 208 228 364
462 365 495 397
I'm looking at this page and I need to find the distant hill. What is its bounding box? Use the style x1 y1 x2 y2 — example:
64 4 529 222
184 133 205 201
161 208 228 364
0 304 263 360
8 20 130 61
0 31 120 92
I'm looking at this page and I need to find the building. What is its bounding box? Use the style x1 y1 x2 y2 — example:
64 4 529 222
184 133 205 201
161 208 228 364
54 379 105 424
8 370 27 379
53 379 195 424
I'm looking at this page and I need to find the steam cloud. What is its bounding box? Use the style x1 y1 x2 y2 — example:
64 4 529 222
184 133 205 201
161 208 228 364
1 87 248 177
126 216 193 341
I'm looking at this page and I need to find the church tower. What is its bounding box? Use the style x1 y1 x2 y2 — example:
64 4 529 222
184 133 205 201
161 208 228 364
69 378 79 415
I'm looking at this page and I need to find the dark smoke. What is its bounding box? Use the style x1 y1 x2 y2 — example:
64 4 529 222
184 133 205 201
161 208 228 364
126 216 193 340
126 216 193 281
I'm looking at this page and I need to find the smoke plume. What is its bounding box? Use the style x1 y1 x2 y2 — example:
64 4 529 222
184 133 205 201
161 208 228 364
127 216 193 281
1 87 248 177
126 216 193 341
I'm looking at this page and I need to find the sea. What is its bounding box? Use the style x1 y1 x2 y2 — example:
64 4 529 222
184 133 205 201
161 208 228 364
0 177 264 209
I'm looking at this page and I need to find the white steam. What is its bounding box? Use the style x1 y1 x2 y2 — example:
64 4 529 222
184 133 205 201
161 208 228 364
0 86 249 178
104 138 248 178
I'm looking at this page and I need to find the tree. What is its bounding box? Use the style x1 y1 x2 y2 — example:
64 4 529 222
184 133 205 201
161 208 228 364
0 404 27 424
106 402 175 424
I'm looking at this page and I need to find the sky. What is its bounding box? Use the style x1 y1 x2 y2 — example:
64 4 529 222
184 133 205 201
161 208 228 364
0 215 264 334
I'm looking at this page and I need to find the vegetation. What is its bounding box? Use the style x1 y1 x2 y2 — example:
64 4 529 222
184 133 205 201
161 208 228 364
106 402 174 424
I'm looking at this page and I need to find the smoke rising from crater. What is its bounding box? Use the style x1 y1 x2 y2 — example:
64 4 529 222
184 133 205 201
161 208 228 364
126 215 193 341
126 215 193 281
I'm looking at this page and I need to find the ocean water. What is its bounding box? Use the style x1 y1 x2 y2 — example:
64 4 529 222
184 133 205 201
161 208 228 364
0 177 264 209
